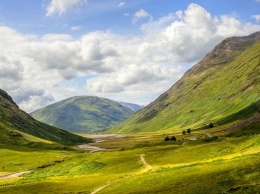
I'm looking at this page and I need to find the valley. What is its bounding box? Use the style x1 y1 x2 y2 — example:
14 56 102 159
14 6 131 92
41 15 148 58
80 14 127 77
0 32 259 193
0 122 259 193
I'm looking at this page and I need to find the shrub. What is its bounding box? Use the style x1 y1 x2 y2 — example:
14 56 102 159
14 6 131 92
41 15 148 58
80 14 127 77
164 136 170 141
209 123 214 128
187 128 191 134
182 130 186 135
170 136 177 141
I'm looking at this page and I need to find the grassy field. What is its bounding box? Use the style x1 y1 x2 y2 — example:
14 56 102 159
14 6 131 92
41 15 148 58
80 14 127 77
0 121 259 194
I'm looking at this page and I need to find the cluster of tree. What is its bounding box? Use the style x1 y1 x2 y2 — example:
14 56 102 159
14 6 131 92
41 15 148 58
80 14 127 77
164 136 177 141
182 128 191 135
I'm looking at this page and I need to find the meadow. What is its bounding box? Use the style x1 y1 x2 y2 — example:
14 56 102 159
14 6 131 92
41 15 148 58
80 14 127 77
0 121 259 194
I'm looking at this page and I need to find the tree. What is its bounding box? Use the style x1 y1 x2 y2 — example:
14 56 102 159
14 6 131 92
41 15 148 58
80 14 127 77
164 136 170 141
187 128 191 134
182 130 186 135
209 122 214 128
170 136 177 141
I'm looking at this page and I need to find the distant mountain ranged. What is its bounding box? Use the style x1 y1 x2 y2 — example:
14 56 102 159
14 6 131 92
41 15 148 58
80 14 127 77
118 102 144 112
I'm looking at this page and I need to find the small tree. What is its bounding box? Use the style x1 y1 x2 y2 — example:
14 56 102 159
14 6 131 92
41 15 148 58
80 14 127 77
209 122 214 128
182 130 186 135
164 136 170 141
170 136 177 141
187 128 191 134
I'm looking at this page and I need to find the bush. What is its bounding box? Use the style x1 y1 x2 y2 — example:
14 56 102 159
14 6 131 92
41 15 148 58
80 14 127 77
209 123 214 128
182 130 186 135
204 122 214 129
187 128 191 134
170 136 177 141
164 136 170 141
204 136 218 142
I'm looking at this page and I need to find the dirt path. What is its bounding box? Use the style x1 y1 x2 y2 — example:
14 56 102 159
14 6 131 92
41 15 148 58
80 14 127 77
90 175 134 194
140 154 152 170
90 154 152 194
90 183 111 194
0 170 33 180
77 144 107 153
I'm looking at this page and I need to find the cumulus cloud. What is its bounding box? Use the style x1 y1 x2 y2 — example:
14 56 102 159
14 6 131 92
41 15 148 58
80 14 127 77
132 9 153 24
71 25 82 31
87 64 182 92
46 0 86 16
118 2 125 8
1 3 259 112
252 15 260 22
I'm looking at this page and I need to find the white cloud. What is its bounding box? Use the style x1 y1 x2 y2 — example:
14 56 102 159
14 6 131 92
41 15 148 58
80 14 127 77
41 34 72 42
1 3 259 112
87 64 182 92
252 15 260 22
46 0 86 16
118 2 125 8
132 9 153 24
71 25 82 31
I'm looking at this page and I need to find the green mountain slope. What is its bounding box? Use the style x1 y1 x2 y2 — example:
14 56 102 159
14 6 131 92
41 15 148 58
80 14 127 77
110 32 260 133
31 96 134 133
0 89 91 146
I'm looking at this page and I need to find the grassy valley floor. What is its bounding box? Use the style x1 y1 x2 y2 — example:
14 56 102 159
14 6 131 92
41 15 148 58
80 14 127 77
0 124 259 194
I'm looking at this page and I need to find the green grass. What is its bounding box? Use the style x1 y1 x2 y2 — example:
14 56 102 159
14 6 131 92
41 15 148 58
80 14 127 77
0 126 259 194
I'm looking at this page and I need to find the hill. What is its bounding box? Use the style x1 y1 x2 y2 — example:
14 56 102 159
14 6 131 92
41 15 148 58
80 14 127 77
0 89 91 146
110 32 260 133
31 96 134 133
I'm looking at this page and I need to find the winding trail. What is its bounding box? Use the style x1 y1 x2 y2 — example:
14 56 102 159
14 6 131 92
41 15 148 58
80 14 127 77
90 175 134 194
77 144 107 153
140 154 152 170
91 183 111 194
0 170 33 180
90 154 151 194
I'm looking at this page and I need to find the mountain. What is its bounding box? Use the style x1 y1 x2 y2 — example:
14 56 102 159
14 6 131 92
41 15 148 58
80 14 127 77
109 32 260 133
0 88 91 146
31 96 134 133
118 102 144 112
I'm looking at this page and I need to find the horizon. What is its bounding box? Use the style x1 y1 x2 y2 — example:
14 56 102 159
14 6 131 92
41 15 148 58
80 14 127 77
0 0 260 112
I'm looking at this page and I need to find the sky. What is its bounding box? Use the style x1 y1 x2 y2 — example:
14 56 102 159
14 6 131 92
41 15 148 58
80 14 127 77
0 0 259 113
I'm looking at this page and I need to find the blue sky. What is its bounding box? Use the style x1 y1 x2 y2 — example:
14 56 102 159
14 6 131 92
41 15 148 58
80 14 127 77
1 0 259 36
0 0 259 112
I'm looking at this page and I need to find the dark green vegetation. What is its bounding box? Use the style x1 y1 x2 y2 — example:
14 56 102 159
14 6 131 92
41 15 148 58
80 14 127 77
110 32 260 133
31 96 134 133
0 89 90 146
